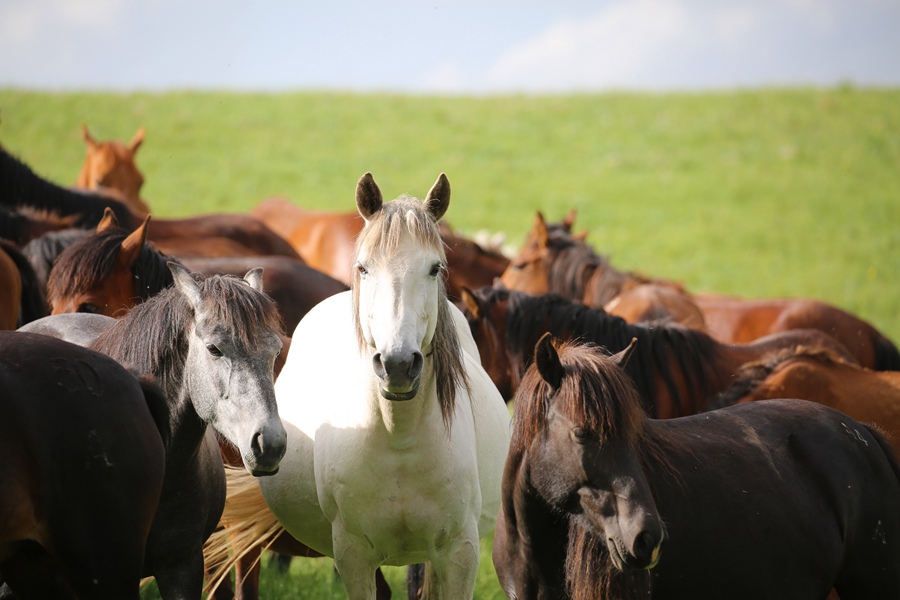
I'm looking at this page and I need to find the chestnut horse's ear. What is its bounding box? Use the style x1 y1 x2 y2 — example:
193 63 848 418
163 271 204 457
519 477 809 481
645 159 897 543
243 267 264 293
533 212 549 247
118 214 150 268
424 173 450 222
81 124 98 150
129 127 145 154
356 172 383 222
97 206 119 232
562 208 577 231
168 261 202 308
610 337 638 369
535 332 564 391
459 287 482 320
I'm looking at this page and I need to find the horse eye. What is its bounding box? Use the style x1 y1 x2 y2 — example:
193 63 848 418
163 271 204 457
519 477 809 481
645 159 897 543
206 344 223 357
573 428 593 441
78 303 100 314
355 262 368 276
512 262 526 271
429 263 443 277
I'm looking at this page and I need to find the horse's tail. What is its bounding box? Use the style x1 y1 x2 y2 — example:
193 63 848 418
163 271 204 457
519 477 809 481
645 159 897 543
873 333 900 372
202 466 285 597
137 375 171 447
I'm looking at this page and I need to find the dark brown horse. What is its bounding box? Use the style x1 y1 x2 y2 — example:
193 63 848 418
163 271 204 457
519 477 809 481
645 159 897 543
493 334 900 599
0 331 167 599
458 286 855 417
501 211 706 330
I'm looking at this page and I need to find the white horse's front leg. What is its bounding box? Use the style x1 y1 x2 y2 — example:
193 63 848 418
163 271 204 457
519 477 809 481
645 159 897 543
426 521 480 600
332 521 380 600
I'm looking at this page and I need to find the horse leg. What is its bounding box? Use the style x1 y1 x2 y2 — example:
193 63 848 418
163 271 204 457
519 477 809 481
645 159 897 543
154 549 206 600
406 563 424 600
332 526 380 600
422 525 479 600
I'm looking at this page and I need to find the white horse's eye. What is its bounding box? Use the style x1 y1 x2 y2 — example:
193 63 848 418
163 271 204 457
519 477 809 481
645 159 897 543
429 263 443 277
356 262 368 276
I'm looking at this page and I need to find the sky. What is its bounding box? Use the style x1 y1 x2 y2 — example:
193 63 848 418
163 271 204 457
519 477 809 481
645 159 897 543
1 0 899 93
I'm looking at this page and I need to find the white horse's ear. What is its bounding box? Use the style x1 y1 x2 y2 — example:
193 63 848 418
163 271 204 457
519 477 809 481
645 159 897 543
424 173 450 222
356 172 383 222
168 262 202 308
244 267 264 292
535 332 564 391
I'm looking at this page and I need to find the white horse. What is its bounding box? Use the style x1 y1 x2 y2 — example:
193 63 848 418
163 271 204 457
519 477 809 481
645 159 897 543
254 172 510 598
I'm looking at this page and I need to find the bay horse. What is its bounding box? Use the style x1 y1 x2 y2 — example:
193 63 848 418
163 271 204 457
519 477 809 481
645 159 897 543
19 262 287 599
250 197 510 300
712 346 900 453
76 124 150 214
0 331 167 599
493 334 900 599
501 211 706 330
207 173 511 599
458 286 855 417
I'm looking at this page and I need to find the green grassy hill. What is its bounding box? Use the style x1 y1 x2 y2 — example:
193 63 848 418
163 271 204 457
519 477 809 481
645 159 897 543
2 87 898 597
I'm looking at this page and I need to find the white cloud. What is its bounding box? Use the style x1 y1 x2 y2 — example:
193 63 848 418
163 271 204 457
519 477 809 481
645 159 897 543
484 0 690 91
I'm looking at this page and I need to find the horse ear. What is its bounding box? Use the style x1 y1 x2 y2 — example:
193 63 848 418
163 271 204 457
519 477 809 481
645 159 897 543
168 262 202 308
424 173 450 222
535 332 564 391
243 267 264 292
534 212 549 247
574 230 589 242
356 172 383 221
562 209 577 231
610 337 638 369
97 207 119 232
118 214 150 268
459 287 482 320
81 124 98 151
129 127 145 154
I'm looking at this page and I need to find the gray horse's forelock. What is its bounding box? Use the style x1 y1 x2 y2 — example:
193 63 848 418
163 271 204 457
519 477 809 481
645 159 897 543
351 197 469 430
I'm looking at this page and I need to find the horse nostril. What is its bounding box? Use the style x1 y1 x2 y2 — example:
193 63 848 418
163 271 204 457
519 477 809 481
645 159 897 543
633 530 660 563
409 351 424 378
372 353 386 379
251 431 265 456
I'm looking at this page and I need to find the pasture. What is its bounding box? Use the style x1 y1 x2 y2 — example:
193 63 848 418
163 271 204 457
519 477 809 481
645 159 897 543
1 87 898 598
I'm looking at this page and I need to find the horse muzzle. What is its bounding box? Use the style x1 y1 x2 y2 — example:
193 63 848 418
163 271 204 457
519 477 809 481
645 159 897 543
243 422 287 477
372 350 424 401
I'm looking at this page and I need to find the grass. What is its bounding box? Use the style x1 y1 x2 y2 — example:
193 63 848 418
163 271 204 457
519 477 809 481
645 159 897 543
1 87 898 597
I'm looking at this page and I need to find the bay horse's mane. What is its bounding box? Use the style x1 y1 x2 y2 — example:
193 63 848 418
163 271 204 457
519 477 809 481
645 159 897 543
494 287 719 417
46 227 175 308
0 146 137 228
709 345 854 410
91 272 283 394
351 195 469 429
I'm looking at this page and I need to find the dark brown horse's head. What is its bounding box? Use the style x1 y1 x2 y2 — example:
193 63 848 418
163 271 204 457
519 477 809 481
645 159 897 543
515 335 666 576
459 285 517 400
77 124 150 214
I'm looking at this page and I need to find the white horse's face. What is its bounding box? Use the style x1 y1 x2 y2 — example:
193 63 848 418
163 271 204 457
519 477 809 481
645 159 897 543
356 228 444 400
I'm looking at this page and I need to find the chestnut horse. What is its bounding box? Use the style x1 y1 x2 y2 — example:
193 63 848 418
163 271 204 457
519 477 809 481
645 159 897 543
504 210 900 371
250 198 509 299
76 124 150 214
493 334 900 599
459 286 855 417
501 211 706 330
0 331 167 599
712 347 900 453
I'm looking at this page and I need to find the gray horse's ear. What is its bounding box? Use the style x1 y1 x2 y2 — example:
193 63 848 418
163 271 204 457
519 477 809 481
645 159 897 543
168 262 202 308
610 337 638 369
243 267 264 292
535 332 564 391
356 172 383 222
424 173 450 222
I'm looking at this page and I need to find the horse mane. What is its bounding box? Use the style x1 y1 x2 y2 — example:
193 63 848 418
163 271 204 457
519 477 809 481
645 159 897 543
46 227 176 308
708 345 854 410
22 228 90 287
0 146 137 228
351 195 469 430
91 272 283 395
489 287 719 417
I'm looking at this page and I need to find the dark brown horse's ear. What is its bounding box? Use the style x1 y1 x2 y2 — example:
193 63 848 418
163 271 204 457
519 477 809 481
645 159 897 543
562 209 577 231
610 337 638 369
356 172 383 222
534 212 549 247
535 332 564 391
424 173 450 222
118 214 150 268
574 230 589 242
243 267 264 292
459 287 481 320
129 127 145 154
97 206 119 232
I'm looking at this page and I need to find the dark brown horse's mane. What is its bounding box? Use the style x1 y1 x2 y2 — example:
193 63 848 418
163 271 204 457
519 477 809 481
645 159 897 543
351 196 469 430
491 287 719 417
91 272 283 396
708 345 854 410
22 228 89 288
46 227 175 307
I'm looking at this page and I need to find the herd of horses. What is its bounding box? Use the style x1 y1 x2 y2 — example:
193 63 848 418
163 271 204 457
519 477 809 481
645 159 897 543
1 126 900 599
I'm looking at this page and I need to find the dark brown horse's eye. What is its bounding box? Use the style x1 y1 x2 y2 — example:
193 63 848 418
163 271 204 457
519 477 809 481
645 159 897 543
206 344 223 357
78 303 100 314
573 428 592 440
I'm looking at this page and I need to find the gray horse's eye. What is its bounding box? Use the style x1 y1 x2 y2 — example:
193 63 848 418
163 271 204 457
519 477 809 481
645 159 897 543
206 344 223 357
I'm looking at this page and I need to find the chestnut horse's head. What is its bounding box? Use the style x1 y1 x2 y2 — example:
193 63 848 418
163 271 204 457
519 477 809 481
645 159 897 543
77 124 150 214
